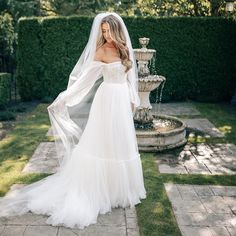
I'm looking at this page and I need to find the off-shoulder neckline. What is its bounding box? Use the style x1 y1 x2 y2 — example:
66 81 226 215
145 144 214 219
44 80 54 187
94 60 122 65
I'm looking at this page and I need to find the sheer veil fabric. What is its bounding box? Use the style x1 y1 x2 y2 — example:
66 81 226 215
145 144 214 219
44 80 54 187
0 12 146 229
47 12 140 168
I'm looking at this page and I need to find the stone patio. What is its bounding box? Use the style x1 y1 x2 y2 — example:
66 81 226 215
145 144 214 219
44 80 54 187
152 102 201 116
1 182 139 236
164 183 236 236
0 184 138 236
157 143 236 175
182 118 224 137
3 101 236 236
3 143 140 235
22 142 59 174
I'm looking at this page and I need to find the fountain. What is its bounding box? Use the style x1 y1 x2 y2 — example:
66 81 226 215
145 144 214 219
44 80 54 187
134 38 187 152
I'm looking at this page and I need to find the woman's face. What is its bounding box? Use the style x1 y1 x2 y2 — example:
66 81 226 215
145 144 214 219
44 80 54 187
101 23 112 43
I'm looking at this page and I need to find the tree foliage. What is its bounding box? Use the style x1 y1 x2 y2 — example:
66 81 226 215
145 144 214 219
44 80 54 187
0 0 235 19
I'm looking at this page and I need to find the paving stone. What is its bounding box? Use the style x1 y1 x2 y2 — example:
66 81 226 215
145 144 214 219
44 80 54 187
125 207 140 235
157 143 236 175
165 184 236 236
127 228 140 236
176 212 234 227
152 102 201 116
210 227 231 236
164 183 182 202
222 197 236 210
210 186 236 197
227 227 236 236
0 226 5 234
177 184 199 200
24 225 58 236
199 196 232 213
193 185 215 196
58 225 127 236
1 225 26 236
0 184 140 236
158 163 188 174
126 217 138 229
171 200 207 213
182 118 224 137
97 208 125 226
184 162 210 174
180 226 213 236
22 142 60 174
0 213 48 226
125 207 137 218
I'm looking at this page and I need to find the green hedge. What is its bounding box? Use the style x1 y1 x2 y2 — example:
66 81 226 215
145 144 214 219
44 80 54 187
0 73 11 108
17 16 236 102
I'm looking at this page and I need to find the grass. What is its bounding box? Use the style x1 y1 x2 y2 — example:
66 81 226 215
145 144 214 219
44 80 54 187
0 103 51 196
0 101 236 235
136 101 236 236
137 152 236 236
193 102 236 144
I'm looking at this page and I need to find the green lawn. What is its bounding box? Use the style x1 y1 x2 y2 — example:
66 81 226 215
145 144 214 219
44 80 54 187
0 101 235 236
0 103 51 196
193 102 236 144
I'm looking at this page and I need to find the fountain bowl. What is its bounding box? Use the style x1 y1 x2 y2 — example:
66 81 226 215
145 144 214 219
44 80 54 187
139 75 165 92
133 48 156 61
136 114 187 152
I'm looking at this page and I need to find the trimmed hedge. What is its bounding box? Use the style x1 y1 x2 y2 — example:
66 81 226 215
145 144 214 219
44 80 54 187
0 73 11 108
17 16 236 102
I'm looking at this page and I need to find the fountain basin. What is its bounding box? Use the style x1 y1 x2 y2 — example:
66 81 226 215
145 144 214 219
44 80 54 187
136 114 187 152
138 75 165 92
133 48 156 61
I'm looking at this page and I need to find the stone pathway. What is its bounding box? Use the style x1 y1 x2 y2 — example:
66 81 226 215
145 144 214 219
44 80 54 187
22 142 59 174
3 143 140 235
152 102 201 116
0 185 138 236
3 101 235 236
164 183 236 236
157 143 236 175
153 102 236 235
182 118 224 137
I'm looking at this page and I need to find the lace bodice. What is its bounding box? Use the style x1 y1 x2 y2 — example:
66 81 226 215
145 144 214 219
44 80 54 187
102 61 127 84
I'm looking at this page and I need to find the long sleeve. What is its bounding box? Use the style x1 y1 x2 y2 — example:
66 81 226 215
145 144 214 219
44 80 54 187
127 70 140 108
63 61 103 107
47 61 103 166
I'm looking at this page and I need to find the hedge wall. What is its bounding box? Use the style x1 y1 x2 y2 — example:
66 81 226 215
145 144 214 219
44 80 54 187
0 73 11 108
17 16 236 102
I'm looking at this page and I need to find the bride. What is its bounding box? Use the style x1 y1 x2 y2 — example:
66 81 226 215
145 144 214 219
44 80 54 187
0 12 146 229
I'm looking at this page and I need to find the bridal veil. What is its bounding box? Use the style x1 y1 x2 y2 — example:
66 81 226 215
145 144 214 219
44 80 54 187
47 12 140 168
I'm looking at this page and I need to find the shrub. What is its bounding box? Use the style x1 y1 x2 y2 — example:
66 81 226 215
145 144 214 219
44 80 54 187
17 16 236 102
0 73 11 109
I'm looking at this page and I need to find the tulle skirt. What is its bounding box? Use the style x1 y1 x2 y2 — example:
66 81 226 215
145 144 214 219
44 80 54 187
0 80 146 229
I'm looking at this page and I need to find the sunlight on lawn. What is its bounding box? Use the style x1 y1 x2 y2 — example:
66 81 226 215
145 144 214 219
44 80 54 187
218 125 232 135
0 157 27 196
0 103 50 196
0 135 16 149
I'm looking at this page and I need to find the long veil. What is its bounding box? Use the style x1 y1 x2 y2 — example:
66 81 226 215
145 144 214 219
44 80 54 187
0 12 144 221
47 12 140 169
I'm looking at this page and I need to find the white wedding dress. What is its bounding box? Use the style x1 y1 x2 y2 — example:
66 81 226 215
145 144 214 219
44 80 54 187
0 61 147 229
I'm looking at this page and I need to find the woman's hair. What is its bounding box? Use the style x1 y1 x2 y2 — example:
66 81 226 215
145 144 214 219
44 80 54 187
96 15 132 72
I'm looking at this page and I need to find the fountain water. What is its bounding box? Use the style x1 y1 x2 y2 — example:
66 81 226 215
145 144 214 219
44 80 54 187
134 38 187 152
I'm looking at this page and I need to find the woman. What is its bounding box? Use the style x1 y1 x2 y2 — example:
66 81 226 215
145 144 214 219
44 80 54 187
0 12 146 229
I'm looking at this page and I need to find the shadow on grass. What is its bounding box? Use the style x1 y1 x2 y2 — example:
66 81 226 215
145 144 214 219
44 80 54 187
0 103 51 196
138 151 236 236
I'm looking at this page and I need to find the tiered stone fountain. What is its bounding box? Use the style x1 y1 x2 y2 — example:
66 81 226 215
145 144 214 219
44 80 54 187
134 38 187 152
